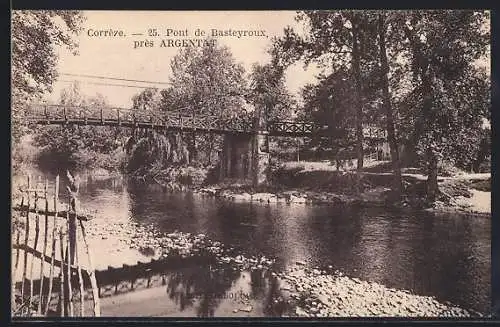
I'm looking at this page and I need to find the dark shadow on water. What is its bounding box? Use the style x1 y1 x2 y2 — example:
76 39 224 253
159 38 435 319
165 262 241 317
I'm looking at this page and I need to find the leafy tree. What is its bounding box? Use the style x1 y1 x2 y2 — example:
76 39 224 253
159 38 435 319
164 41 248 165
127 40 249 174
271 10 381 193
127 87 191 173
11 10 85 144
247 63 296 122
376 12 403 198
394 10 490 202
33 82 124 170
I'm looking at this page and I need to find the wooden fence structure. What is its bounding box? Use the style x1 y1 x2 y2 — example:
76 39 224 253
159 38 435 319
11 172 100 317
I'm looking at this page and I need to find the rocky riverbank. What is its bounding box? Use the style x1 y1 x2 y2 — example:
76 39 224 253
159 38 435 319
277 264 478 318
80 217 479 318
194 185 388 207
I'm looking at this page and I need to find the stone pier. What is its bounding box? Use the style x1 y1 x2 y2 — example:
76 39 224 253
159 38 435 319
219 132 270 187
219 106 270 187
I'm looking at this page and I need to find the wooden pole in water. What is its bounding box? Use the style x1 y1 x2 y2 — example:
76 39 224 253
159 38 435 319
79 220 101 317
74 221 85 317
59 228 66 316
21 175 31 313
44 175 59 315
29 177 41 313
13 182 25 313
66 209 73 316
38 179 49 314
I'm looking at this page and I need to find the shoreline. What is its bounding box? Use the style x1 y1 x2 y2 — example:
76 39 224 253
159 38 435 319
86 224 483 317
11 166 489 317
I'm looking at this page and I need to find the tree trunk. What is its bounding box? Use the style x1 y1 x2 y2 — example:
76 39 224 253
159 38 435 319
187 132 197 164
403 22 439 204
426 148 439 203
378 14 403 200
206 135 214 166
351 19 364 194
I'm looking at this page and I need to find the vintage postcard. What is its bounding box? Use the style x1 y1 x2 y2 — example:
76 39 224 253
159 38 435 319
11 10 492 318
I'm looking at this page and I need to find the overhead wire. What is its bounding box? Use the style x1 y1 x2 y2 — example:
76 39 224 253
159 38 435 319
59 73 172 85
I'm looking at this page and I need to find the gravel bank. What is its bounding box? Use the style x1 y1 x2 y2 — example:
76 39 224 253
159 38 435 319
277 264 479 318
84 218 477 317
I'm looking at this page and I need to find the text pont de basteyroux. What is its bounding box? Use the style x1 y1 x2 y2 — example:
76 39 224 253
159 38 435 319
87 28 268 48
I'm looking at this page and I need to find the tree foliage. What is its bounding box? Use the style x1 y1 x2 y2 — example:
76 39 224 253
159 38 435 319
247 63 296 122
272 10 490 202
11 10 85 143
33 82 124 170
126 40 250 174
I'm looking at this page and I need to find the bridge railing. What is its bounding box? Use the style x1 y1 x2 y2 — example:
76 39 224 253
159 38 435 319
25 105 389 139
26 105 257 132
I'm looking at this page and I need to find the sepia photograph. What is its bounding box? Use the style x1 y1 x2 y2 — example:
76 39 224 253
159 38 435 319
11 10 491 318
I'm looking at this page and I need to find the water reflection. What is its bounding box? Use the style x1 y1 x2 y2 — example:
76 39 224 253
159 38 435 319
12 169 491 314
162 261 289 317
165 262 240 317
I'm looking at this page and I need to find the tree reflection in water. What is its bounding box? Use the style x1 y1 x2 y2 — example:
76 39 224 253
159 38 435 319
165 262 241 317
250 267 292 316
163 258 292 317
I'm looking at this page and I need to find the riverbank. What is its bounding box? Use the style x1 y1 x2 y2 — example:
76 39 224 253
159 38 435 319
11 166 489 317
83 219 480 317
138 160 489 216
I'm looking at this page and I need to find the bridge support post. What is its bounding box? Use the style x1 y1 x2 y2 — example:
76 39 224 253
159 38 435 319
218 134 252 184
218 132 269 187
251 132 269 187
217 106 270 187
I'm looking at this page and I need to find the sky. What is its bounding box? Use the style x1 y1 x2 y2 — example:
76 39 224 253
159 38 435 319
44 11 490 109
45 11 321 108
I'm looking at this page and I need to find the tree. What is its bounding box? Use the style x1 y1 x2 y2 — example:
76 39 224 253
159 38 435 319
128 87 190 171
247 63 296 122
271 10 381 193
161 40 248 166
11 10 85 144
394 10 490 202
33 82 123 170
376 12 403 198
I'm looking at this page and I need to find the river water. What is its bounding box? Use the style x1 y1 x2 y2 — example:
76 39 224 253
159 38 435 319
12 167 491 315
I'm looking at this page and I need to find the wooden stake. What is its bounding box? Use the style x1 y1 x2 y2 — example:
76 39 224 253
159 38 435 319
29 177 41 313
38 179 49 314
66 171 78 317
66 209 74 316
14 183 25 275
12 181 25 313
21 175 31 313
75 221 85 316
44 175 59 315
79 220 100 317
59 228 66 317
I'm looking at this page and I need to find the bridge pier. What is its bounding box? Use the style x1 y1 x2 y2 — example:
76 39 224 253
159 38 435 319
251 132 270 187
219 132 269 187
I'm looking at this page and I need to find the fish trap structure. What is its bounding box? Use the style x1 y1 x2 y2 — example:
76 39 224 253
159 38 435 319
11 172 100 317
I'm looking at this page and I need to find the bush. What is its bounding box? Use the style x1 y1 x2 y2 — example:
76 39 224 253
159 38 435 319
437 160 464 177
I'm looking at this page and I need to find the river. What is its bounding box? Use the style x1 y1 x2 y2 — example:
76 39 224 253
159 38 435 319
12 167 491 315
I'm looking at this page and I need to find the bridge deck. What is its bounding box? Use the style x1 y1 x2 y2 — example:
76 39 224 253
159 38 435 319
24 104 388 139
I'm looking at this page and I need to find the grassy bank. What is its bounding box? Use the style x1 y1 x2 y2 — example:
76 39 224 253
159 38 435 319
191 160 490 215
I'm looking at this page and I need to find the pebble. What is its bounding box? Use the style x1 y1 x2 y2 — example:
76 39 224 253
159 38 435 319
240 305 253 312
280 266 473 318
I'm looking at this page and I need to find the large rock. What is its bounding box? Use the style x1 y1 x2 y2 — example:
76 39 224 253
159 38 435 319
289 194 307 204
232 192 252 201
251 193 275 202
